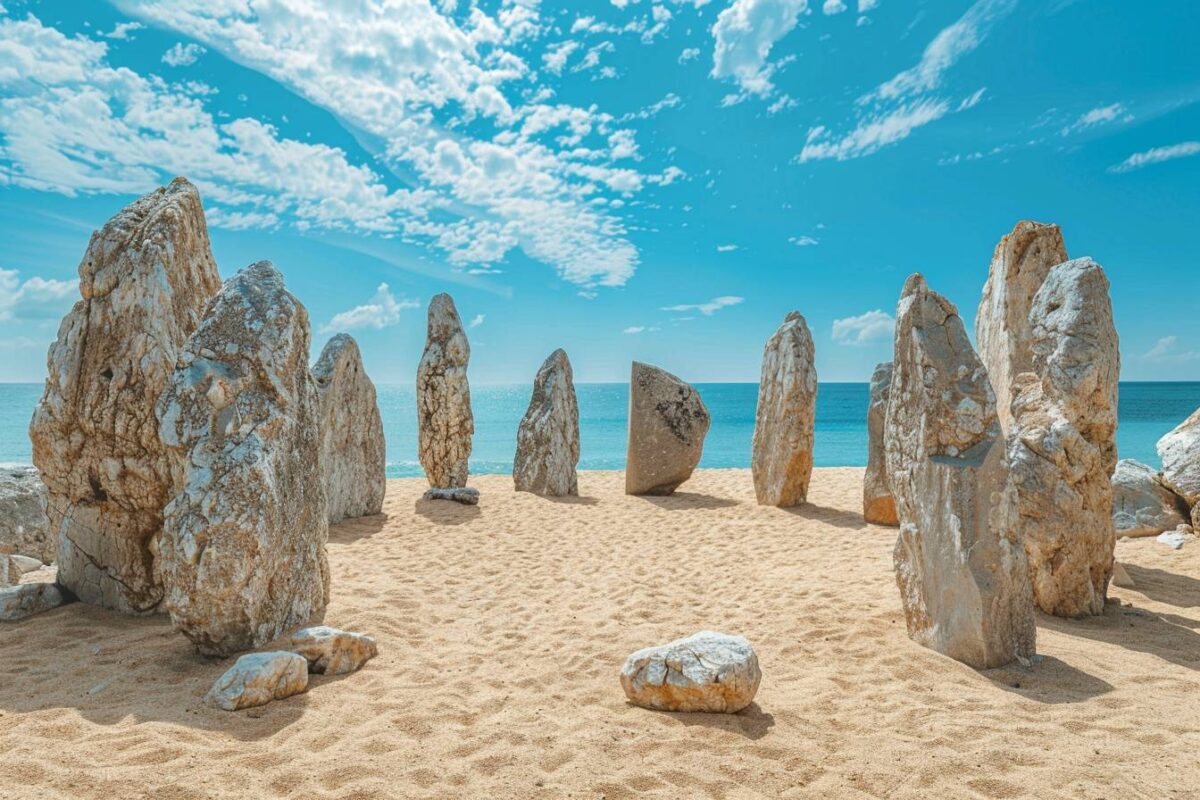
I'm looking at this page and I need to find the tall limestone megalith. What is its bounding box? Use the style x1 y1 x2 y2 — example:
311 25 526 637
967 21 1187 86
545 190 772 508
976 221 1068 433
313 334 386 523
886 275 1036 669
863 362 898 525
157 261 330 656
1008 258 1119 617
417 294 473 489
626 362 710 496
29 178 221 613
751 312 817 507
513 349 580 496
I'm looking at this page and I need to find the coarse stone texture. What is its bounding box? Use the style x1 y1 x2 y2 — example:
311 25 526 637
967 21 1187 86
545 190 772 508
976 221 1069 434
0 555 43 588
751 312 817 507
205 651 309 711
417 294 473 489
1111 459 1189 538
886 274 1036 669
313 334 386 524
29 178 221 614
625 362 711 496
620 631 761 714
1111 562 1135 589
513 349 580 496
0 467 53 564
1008 258 1119 618
863 362 898 526
289 626 378 675
1158 407 1200 506
0 582 65 622
422 487 480 505
157 261 330 657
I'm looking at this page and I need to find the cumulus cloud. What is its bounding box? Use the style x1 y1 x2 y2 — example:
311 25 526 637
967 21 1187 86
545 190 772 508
678 46 701 63
858 0 879 10
161 41 205 66
0 267 78 321
832 309 894 344
660 295 744 315
1109 141 1200 173
710 0 809 97
823 0 848 14
102 21 144 40
322 283 418 333
789 235 819 246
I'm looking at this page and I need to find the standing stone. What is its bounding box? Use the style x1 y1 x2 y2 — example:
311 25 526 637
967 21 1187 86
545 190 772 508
751 312 817 507
976 221 1069 433
863 362 898 525
417 294 473 489
1158 407 1200 506
157 261 330 656
29 178 221 614
1111 459 1189 538
513 349 580 496
625 362 711 496
0 467 53 564
313 334 386 524
1008 258 1119 618
886 275 1036 669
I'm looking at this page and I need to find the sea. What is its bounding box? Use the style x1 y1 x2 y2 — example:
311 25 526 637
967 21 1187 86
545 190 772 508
1 382 1197 479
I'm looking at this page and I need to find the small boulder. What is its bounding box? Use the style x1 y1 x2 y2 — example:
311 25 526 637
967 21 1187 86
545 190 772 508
205 651 309 711
751 312 817 507
421 487 480 505
417 294 474 489
289 626 378 675
1111 459 1189 538
514 349 580 496
625 362 711 496
1 555 44 587
1158 407 1200 506
1111 562 1135 589
0 467 52 565
620 631 761 714
313 334 387 524
0 583 65 622
863 362 898 525
1157 529 1193 550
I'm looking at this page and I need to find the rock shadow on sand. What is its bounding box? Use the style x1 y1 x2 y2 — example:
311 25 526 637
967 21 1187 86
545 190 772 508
984 655 1114 704
327 513 389 544
632 702 775 740
414 497 482 525
635 492 739 511
1041 603 1200 672
781 503 867 531
1122 564 1200 609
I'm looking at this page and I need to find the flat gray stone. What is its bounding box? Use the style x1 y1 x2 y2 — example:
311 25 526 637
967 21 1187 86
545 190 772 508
422 487 480 505
0 583 65 622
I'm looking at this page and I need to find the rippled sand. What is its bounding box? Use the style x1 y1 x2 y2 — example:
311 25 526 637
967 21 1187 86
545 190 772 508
1 468 1198 798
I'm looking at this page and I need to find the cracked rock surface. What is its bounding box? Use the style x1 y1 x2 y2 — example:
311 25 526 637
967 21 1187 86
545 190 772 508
289 626 378 675
1158 407 1200 507
0 467 52 564
620 631 761 713
417 294 473 489
29 178 221 614
1112 459 1189 538
205 651 309 711
514 349 580 497
751 312 817 508
625 362 710 496
863 362 897 526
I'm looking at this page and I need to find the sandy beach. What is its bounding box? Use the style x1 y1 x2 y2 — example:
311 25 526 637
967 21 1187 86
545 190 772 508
1 467 1198 799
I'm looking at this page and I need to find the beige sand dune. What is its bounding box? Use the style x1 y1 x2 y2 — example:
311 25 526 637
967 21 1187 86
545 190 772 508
1 468 1198 799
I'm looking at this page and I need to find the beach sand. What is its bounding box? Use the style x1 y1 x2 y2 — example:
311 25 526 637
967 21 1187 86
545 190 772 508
1 468 1198 799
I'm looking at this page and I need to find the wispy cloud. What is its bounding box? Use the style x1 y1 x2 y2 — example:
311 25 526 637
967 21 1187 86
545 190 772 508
322 283 418 333
1109 141 1200 173
1061 102 1131 136
469 313 485 329
1143 335 1200 363
623 325 660 334
789 235 819 246
717 244 738 252
162 41 205 66
660 296 745 316
832 309 894 344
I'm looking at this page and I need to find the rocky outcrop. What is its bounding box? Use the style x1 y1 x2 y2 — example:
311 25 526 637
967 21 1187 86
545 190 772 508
620 631 761 713
0 467 52 564
1112 459 1189 538
886 275 1036 669
205 651 309 711
863 362 898 525
751 312 817 507
313 334 386 524
513 349 580 496
625 362 711 496
289 626 378 675
157 261 330 657
29 178 221 613
1008 258 1119 618
417 294 473 489
976 221 1068 433
1158 407 1200 506
0 582 65 622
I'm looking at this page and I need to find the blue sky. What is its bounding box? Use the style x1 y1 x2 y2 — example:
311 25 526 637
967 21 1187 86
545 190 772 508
1 0 1197 384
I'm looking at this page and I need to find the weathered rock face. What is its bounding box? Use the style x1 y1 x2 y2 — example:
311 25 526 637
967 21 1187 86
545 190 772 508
422 487 479 505
157 261 330 657
1 555 43 588
863 362 898 526
289 626 378 675
886 275 1036 669
1112 459 1189 538
620 631 761 713
513 349 580 496
625 363 711 496
313 334 386 524
0 583 65 622
1158 407 1200 506
976 221 1069 434
1008 258 1119 618
29 178 221 614
205 651 309 711
417 294 473 489
751 312 817 507
0 467 52 564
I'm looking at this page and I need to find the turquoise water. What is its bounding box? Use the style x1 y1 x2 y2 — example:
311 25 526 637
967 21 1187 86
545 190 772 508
2 382 1197 477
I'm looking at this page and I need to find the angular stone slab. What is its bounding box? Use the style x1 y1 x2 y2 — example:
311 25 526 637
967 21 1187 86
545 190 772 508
0 467 52 565
289 626 378 675
620 631 761 713
0 583 65 622
514 349 580 497
625 362 711 496
863 362 898 526
751 312 817 507
1158 407 1200 506
205 651 309 711
417 293 474 489
1112 459 1189 538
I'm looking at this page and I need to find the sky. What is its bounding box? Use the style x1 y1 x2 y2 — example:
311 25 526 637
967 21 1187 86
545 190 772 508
0 0 1197 385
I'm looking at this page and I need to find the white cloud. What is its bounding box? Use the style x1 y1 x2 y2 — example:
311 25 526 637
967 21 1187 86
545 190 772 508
1143 336 1200 363
858 0 879 10
1061 102 1131 136
823 0 848 15
1110 141 1200 173
469 313 485 328
678 46 701 63
162 41 205 66
0 267 78 321
717 243 738 252
543 40 579 74
660 295 744 315
322 283 418 333
789 235 819 246
623 325 646 334
102 21 144 40
710 0 809 97
800 99 950 162
832 309 894 344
